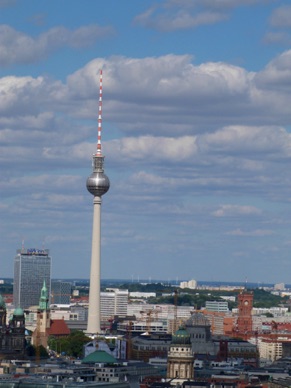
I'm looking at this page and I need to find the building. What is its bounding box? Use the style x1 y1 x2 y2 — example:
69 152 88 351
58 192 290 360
13 248 51 309
185 312 215 355
131 333 172 362
258 337 283 363
234 291 253 339
127 304 194 333
101 289 129 320
86 69 110 335
180 280 197 289
32 281 70 348
201 310 231 335
205 301 229 313
0 295 26 359
51 280 72 304
167 326 194 383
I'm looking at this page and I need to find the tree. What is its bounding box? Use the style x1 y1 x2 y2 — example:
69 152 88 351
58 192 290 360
48 331 90 358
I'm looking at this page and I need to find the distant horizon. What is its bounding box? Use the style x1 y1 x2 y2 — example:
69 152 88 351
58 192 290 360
0 277 284 288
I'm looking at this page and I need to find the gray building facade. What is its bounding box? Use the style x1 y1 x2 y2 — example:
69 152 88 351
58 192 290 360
51 280 72 304
13 248 51 309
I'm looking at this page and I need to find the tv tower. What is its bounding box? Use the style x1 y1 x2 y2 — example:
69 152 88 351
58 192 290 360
86 69 110 334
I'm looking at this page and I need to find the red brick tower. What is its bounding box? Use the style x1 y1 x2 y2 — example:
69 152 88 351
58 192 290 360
236 291 253 339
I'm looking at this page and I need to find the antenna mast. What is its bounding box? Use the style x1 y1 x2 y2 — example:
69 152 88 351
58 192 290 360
97 69 103 156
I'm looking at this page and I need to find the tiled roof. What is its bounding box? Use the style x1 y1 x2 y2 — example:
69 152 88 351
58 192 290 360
47 319 70 336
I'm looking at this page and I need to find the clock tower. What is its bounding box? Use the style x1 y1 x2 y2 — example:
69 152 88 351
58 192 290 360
236 291 253 339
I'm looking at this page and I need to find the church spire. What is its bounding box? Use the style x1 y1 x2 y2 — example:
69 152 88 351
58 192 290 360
39 280 49 311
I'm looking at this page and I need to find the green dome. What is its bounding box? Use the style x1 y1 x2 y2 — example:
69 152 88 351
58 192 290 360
82 350 117 364
14 307 24 316
172 326 191 345
0 294 6 309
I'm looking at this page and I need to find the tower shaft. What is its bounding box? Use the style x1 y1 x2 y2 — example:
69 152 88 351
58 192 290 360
87 196 102 334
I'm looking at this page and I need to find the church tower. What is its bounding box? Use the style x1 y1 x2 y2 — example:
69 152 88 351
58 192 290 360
33 281 51 348
167 326 194 384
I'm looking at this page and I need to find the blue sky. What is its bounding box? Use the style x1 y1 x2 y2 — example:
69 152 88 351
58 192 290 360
1 0 291 283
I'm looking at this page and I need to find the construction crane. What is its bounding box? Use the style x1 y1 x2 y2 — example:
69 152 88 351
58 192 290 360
126 321 133 359
173 289 178 334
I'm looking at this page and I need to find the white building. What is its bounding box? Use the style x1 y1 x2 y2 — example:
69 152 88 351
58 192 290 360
205 301 229 313
129 292 156 298
180 280 197 289
257 338 283 363
101 288 128 320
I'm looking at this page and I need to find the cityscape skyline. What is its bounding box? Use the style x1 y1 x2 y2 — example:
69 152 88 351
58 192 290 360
2 1 291 283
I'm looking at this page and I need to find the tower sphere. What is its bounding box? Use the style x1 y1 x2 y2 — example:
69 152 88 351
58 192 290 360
86 171 110 197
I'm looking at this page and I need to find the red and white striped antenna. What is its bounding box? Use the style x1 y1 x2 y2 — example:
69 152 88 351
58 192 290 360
96 69 103 156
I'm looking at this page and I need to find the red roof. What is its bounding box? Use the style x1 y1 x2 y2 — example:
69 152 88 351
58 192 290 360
47 319 70 336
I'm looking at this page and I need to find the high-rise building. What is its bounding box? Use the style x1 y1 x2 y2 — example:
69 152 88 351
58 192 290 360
100 289 129 320
13 248 51 309
86 70 110 334
51 280 71 305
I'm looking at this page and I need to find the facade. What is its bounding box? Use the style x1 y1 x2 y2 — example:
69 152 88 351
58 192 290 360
180 280 197 289
131 333 172 362
205 301 229 313
0 295 26 359
167 327 194 383
235 291 253 339
185 312 215 355
13 248 51 309
127 304 194 333
51 280 72 304
201 310 229 335
101 289 129 320
258 338 283 363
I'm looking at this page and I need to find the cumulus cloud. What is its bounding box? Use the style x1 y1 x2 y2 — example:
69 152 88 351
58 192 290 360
200 125 291 156
3 52 291 191
0 24 114 65
106 135 198 162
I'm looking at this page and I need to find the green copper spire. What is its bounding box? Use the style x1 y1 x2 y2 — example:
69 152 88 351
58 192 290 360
39 280 49 311
0 294 6 309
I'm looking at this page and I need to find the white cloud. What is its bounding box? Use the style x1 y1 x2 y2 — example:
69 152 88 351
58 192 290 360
106 135 197 162
270 5 291 28
134 0 267 31
0 24 114 65
227 228 274 236
201 125 291 156
212 204 262 217
264 31 291 45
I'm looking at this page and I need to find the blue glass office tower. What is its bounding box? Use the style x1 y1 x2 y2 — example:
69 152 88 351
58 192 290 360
13 248 52 309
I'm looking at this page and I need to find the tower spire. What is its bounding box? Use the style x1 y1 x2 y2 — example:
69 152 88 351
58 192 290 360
97 69 103 156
